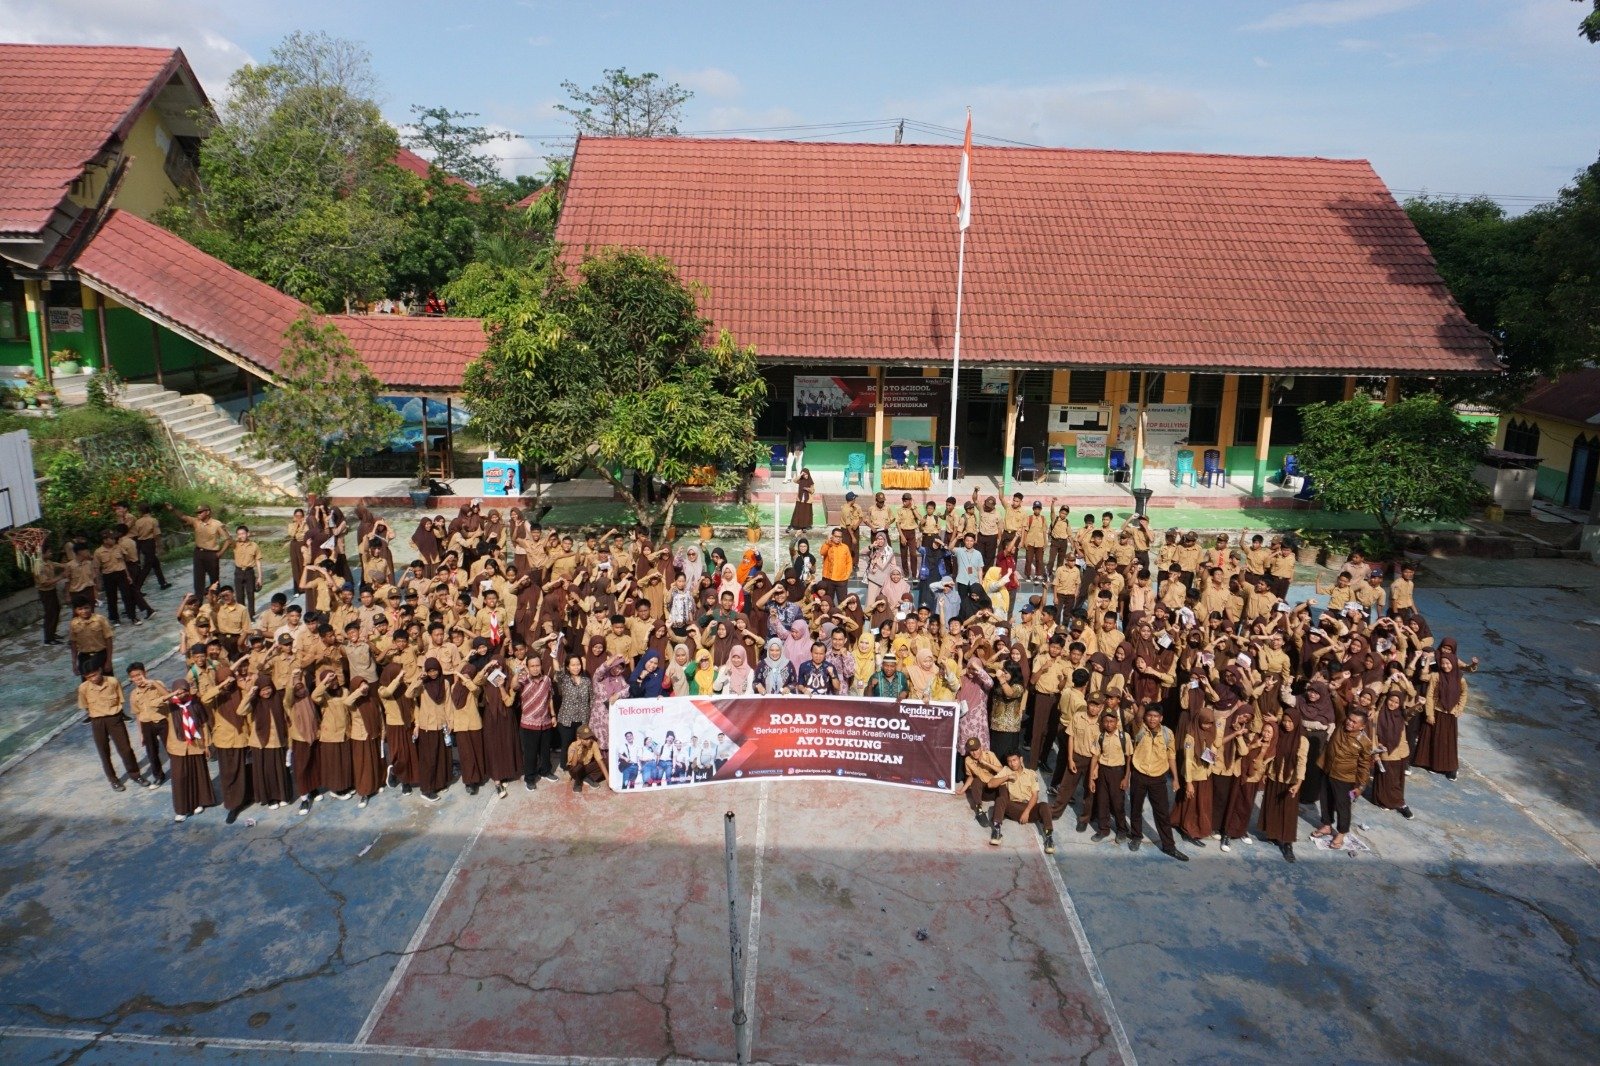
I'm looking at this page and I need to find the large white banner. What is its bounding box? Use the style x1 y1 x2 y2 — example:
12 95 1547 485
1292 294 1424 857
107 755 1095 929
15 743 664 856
1116 403 1192 465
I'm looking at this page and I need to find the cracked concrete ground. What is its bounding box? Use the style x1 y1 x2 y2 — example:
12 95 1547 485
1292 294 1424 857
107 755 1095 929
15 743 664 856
1 557 1598 1064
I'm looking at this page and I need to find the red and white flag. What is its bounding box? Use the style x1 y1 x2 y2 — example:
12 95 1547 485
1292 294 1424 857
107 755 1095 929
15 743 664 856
955 110 972 231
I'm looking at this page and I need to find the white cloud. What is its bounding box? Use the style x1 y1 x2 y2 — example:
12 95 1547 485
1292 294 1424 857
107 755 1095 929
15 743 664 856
669 67 743 101
695 105 805 133
0 0 252 96
1245 0 1425 32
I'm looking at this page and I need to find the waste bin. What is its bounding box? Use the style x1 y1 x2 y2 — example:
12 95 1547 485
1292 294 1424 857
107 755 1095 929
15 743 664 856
1473 448 1540 514
1132 487 1154 517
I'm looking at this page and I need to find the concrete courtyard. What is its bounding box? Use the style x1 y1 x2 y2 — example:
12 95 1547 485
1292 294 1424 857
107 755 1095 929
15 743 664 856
0 555 1597 1065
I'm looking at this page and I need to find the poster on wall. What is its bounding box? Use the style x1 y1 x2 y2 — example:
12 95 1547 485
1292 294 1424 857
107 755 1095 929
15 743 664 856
482 457 521 496
793 375 949 417
1116 404 1192 466
1076 432 1107 458
46 307 83 333
1050 404 1111 432
608 694 959 794
979 369 1011 395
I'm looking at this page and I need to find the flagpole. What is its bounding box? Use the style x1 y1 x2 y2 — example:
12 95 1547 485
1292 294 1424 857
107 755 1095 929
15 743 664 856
945 228 966 496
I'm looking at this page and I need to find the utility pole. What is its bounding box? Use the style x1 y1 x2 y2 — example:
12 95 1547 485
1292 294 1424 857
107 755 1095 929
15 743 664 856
894 119 904 144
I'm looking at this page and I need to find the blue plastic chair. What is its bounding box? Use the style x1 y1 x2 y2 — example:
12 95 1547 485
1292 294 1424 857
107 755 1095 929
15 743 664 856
1281 453 1299 482
889 444 909 467
1017 446 1039 482
1172 449 1198 487
1202 448 1226 487
843 452 868 488
1294 473 1316 501
1107 448 1128 483
1047 446 1067 481
769 443 787 473
917 444 936 469
940 446 962 479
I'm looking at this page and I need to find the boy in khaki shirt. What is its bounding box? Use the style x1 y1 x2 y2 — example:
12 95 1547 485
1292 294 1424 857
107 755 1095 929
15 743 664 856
77 663 148 791
232 526 263 616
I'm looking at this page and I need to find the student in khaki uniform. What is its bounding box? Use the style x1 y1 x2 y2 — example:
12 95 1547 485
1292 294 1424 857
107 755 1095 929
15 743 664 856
130 503 171 591
838 492 865 568
311 668 365 802
35 551 66 645
68 599 115 677
232 526 263 616
1388 562 1418 621
974 496 1003 568
77 663 149 791
1022 501 1049 582
127 662 170 786
1026 636 1072 770
241 670 293 809
213 587 251 656
566 724 607 792
175 503 228 596
1127 704 1189 860
894 495 920 574
1088 710 1131 841
958 737 1004 824
165 678 217 821
65 543 100 609
985 751 1055 853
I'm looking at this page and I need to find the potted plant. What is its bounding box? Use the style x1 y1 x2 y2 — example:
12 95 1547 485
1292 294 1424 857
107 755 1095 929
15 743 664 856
697 507 715 544
50 348 80 377
742 502 764 543
408 457 431 508
0 385 22 411
33 383 58 410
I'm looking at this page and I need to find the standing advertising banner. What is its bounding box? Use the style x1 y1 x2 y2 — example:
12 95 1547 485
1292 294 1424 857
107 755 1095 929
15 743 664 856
792 376 950 417
608 695 959 794
1116 403 1192 466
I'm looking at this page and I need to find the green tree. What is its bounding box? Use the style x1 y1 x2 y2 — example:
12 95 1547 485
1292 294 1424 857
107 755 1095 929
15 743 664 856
403 105 513 189
1296 397 1489 548
555 68 693 136
449 250 766 529
1579 0 1599 43
160 31 409 311
246 314 403 496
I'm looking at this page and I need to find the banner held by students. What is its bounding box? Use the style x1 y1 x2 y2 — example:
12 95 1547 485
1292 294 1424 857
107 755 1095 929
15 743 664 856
607 695 959 794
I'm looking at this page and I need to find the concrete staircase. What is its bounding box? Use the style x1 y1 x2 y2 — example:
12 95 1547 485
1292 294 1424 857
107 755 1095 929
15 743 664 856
118 383 300 498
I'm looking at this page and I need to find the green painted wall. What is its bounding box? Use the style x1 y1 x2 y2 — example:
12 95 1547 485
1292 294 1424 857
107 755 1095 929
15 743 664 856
0 339 30 367
1535 465 1567 502
101 308 209 378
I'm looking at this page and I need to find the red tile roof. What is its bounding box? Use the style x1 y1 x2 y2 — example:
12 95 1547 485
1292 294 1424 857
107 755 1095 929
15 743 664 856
0 44 187 237
1517 368 1600 427
73 210 484 391
327 315 489 391
555 137 1496 375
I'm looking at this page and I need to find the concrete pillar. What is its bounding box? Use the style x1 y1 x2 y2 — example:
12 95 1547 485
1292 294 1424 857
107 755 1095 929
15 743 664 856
872 366 886 492
1251 376 1274 498
22 280 46 379
1342 376 1357 401
1384 376 1401 406
1130 371 1148 489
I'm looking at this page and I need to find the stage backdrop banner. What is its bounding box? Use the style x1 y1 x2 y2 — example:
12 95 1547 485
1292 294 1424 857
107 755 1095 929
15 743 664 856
608 694 959 794
793 375 950 417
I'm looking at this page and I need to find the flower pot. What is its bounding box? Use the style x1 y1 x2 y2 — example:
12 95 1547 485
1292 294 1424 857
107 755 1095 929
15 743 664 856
54 361 80 376
746 525 762 543
663 524 678 542
698 523 714 543
409 490 431 508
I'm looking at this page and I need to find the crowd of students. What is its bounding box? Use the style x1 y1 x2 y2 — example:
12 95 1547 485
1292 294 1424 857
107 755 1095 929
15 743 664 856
67 490 1475 859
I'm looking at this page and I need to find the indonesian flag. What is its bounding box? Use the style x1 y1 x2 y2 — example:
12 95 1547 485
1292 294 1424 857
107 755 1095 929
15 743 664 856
955 110 972 231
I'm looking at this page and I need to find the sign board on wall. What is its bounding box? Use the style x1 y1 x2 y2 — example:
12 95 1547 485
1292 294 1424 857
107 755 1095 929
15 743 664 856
1050 404 1111 432
46 307 83 333
1076 432 1107 458
793 376 949 417
1116 403 1192 466
979 369 1011 395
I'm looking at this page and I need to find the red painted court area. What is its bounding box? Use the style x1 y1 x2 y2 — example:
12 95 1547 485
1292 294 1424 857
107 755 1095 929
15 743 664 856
364 780 1122 1064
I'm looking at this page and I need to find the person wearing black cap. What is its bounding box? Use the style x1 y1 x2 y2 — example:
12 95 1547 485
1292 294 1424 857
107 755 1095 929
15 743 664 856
566 724 607 791
958 737 1003 826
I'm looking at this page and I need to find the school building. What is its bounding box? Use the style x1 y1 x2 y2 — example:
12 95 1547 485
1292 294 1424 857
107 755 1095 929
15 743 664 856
554 136 1499 499
1497 368 1600 513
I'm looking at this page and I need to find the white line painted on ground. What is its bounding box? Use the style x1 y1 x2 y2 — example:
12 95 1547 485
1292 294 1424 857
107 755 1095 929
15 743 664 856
1463 762 1600 877
740 781 771 1063
0 1024 669 1064
1032 832 1140 1066
353 794 496 1045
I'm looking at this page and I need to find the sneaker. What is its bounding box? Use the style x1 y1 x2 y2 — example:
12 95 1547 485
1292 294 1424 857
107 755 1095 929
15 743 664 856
974 810 990 828
143 778 160 791
421 791 441 804
988 827 1003 847
1404 768 1413 777
1075 819 1089 834
1219 838 1231 853
571 779 582 793
495 783 508 800
1163 847 1189 862
269 802 281 810
524 779 537 792
1091 830 1109 842
298 800 312 816
1280 843 1296 863
192 806 203 815
386 767 398 788
332 790 353 801
1210 833 1221 841
225 809 239 825
110 780 126 793
152 775 167 787
131 617 143 626
358 797 368 809
541 771 558 782
401 784 413 795
159 583 173 591
1129 839 1141 852
173 814 186 822
1043 831 1055 855
466 785 479 796
1400 806 1414 820
1445 771 1457 781
131 775 151 788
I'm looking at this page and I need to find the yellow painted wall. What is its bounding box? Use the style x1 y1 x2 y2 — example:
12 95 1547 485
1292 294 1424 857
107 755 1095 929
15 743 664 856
111 109 183 220
1496 413 1596 502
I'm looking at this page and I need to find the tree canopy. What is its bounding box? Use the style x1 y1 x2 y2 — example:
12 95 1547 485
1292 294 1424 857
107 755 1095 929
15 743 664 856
1295 397 1489 546
447 250 766 529
245 314 403 497
403 105 512 189
555 68 693 136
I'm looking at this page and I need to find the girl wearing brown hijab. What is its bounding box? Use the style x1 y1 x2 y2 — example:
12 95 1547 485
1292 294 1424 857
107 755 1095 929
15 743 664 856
1414 637 1476 780
447 663 489 795
1370 689 1414 818
165 679 217 822
408 658 453 801
377 653 418 795
1260 705 1308 862
1222 717 1270 850
1210 704 1253 849
311 669 364 801
287 669 320 813
472 641 519 798
242 673 291 809
1297 680 1337 805
1172 706 1216 846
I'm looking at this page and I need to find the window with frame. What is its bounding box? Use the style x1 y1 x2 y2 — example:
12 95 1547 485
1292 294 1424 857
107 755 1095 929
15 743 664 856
1186 374 1225 444
1067 370 1106 405
1126 372 1166 404
1234 375 1264 446
1503 419 1540 456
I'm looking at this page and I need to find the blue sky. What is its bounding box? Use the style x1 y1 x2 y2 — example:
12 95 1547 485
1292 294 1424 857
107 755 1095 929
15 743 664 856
5 0 1597 209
